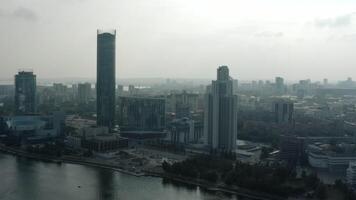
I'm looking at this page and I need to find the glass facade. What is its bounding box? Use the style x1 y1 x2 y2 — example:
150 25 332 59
97 30 116 130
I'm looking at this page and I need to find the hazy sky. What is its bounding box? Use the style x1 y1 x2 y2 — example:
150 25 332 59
1 0 356 81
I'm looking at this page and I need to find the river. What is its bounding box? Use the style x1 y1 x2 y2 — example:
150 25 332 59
0 153 238 200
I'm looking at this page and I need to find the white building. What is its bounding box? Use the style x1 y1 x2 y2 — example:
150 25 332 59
204 66 238 152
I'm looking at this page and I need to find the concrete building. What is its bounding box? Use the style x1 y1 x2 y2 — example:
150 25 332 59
118 96 165 131
15 70 36 114
204 66 238 152
347 161 356 189
67 126 128 156
117 85 124 96
167 90 199 118
78 83 91 104
308 142 356 173
167 118 203 146
273 99 294 124
52 83 71 104
0 85 14 98
118 96 166 147
279 135 303 164
275 76 285 95
97 29 116 131
3 113 65 145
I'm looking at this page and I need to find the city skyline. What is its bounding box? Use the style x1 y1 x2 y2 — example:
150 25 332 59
1 0 356 80
2 1 356 200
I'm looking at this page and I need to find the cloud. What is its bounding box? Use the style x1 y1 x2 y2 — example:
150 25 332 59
254 31 283 38
314 12 356 28
0 7 38 21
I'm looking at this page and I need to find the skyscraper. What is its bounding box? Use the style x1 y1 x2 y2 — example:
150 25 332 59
204 66 238 152
97 30 116 131
15 70 36 114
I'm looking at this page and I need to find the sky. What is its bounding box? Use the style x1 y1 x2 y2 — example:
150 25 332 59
0 0 356 81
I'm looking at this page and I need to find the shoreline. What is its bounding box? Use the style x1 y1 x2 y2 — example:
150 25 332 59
0 145 284 200
0 145 143 177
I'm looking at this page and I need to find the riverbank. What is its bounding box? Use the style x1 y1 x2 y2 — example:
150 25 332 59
0 144 143 177
145 169 285 200
0 144 285 200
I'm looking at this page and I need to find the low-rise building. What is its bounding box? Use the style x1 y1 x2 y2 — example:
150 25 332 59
3 112 64 145
65 126 128 155
308 142 356 173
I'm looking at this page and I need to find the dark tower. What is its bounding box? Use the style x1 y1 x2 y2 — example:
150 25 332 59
15 70 36 114
97 30 116 131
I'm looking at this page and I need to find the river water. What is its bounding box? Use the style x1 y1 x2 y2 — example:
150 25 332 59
0 153 238 200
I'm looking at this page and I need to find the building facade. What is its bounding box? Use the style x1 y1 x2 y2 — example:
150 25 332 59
97 30 116 131
78 83 91 104
117 96 166 131
275 76 285 95
3 112 65 145
15 70 36 114
347 161 356 189
273 99 294 124
204 66 238 152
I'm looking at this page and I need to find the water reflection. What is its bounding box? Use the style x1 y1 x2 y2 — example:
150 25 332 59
0 153 238 200
15 157 40 200
95 169 117 200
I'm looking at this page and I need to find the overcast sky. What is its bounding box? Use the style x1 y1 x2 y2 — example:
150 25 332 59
0 0 356 81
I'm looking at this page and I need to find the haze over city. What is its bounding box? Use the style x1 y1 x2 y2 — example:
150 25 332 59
3 1 356 200
1 0 356 80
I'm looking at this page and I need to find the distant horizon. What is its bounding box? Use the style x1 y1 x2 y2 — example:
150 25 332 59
0 76 352 86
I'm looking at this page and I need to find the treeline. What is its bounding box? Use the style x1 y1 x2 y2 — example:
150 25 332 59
162 156 351 198
162 156 232 183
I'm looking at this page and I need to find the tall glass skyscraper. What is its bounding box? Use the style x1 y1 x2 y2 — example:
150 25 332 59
15 70 36 114
97 30 116 131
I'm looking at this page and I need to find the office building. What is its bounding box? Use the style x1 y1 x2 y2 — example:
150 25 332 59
167 91 199 118
204 66 238 152
168 118 204 146
96 29 116 131
273 99 294 124
78 83 91 104
279 135 303 164
0 85 14 98
118 96 166 146
15 70 36 114
347 161 356 189
53 83 70 104
117 84 124 96
67 126 128 157
275 76 285 95
118 96 165 131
